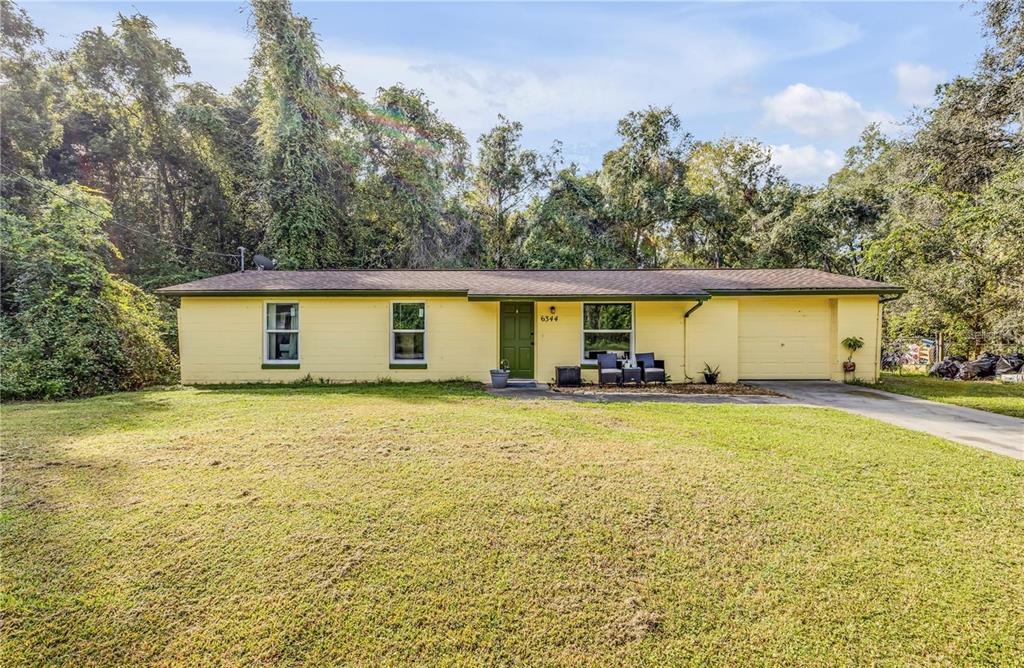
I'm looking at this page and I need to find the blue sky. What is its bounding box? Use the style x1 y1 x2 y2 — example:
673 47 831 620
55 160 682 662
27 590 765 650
25 1 985 184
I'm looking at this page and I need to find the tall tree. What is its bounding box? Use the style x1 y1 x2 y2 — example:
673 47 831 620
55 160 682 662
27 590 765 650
54 12 245 284
466 115 559 268
520 167 628 269
599 107 690 267
676 137 786 268
353 85 470 268
763 127 890 273
251 0 358 269
0 0 61 181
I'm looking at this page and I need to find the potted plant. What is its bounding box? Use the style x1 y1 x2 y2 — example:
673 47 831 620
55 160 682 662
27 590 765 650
842 336 864 373
490 359 510 388
702 362 720 385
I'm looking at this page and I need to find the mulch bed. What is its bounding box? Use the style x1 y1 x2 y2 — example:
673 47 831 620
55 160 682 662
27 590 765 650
551 383 781 397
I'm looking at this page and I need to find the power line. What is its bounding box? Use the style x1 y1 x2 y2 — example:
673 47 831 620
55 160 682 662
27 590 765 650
1 165 241 259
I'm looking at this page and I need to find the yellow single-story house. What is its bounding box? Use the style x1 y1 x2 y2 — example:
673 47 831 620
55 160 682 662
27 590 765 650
156 269 903 385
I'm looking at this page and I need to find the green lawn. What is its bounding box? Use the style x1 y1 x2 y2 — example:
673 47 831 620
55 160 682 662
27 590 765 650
3 384 1022 666
876 372 1024 418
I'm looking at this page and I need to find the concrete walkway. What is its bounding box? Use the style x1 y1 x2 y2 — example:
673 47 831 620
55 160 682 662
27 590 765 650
487 380 1023 459
487 385 795 405
750 381 1024 460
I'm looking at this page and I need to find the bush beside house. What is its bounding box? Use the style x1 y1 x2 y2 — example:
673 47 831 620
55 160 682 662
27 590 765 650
1 186 176 400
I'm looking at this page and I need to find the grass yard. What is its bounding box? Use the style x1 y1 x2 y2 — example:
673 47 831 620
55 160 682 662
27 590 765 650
876 372 1024 418
3 383 1023 666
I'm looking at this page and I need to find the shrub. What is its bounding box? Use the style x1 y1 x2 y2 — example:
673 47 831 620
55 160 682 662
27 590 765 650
1 184 176 399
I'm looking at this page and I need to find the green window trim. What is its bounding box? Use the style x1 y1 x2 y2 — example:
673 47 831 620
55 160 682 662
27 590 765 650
391 301 427 365
389 363 428 370
262 363 300 369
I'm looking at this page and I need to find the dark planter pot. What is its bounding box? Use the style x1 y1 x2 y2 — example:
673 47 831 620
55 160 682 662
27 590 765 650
842 361 856 373
703 373 719 385
490 370 510 389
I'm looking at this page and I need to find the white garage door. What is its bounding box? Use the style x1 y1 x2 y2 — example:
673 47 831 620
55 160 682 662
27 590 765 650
738 298 830 379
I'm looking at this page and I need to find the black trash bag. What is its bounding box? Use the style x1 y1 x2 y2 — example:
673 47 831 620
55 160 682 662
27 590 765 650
995 352 1024 375
955 363 977 380
956 352 999 380
929 357 963 379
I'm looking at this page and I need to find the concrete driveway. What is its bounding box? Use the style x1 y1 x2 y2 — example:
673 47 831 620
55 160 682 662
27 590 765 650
750 381 1024 460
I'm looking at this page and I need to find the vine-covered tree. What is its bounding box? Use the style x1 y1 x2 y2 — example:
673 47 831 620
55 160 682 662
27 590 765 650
353 85 470 268
520 167 628 269
1 185 175 399
251 0 358 269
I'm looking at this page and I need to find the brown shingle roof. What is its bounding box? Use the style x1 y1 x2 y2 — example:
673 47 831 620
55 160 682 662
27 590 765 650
156 269 902 298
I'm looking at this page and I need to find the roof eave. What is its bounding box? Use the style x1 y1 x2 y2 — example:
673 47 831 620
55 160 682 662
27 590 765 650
155 289 470 297
466 293 709 302
705 287 905 296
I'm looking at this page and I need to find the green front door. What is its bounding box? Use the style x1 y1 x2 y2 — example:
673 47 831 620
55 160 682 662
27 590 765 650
500 302 534 379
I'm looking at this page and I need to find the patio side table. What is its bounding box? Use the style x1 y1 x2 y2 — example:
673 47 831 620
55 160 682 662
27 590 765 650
555 365 581 387
621 367 642 385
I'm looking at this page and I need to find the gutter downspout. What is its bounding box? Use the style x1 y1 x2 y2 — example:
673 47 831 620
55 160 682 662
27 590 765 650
682 299 708 383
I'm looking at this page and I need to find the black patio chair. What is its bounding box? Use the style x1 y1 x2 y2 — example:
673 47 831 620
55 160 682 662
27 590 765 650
636 352 666 384
596 353 623 387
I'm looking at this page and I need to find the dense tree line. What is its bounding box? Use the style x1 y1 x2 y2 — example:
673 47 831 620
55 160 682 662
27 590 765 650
1 0 1021 398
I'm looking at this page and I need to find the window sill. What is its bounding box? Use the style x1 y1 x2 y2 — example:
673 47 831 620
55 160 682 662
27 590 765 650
262 363 300 369
390 363 428 369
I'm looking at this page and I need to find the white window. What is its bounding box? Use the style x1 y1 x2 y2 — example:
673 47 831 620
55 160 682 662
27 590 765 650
391 302 426 364
264 303 299 364
582 303 633 363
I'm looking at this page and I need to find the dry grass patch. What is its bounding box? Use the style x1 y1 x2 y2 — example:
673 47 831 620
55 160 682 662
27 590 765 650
2 382 1022 665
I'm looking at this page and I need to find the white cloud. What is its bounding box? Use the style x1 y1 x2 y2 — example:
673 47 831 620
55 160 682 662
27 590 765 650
894 62 945 107
762 83 894 139
321 6 863 141
27 3 870 161
770 143 842 185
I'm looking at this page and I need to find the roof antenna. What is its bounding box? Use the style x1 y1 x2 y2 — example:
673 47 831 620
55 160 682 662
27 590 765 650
253 254 278 271
238 246 246 272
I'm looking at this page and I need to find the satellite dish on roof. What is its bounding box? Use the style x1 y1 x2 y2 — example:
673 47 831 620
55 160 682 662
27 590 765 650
253 254 277 271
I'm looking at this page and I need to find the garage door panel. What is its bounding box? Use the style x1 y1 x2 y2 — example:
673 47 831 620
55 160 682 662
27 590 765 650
739 299 829 379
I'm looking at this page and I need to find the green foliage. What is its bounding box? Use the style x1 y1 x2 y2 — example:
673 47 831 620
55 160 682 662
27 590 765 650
520 168 628 268
0 0 62 177
599 107 690 266
1 0 1021 398
353 85 471 267
0 184 175 399
251 0 358 269
841 336 865 361
762 127 890 274
678 137 786 268
466 115 559 267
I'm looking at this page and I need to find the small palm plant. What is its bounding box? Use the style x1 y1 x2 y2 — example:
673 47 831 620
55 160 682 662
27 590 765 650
702 362 721 384
842 336 865 373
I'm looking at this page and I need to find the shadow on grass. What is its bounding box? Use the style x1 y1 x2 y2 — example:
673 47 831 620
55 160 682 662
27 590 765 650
2 391 180 449
190 379 490 403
